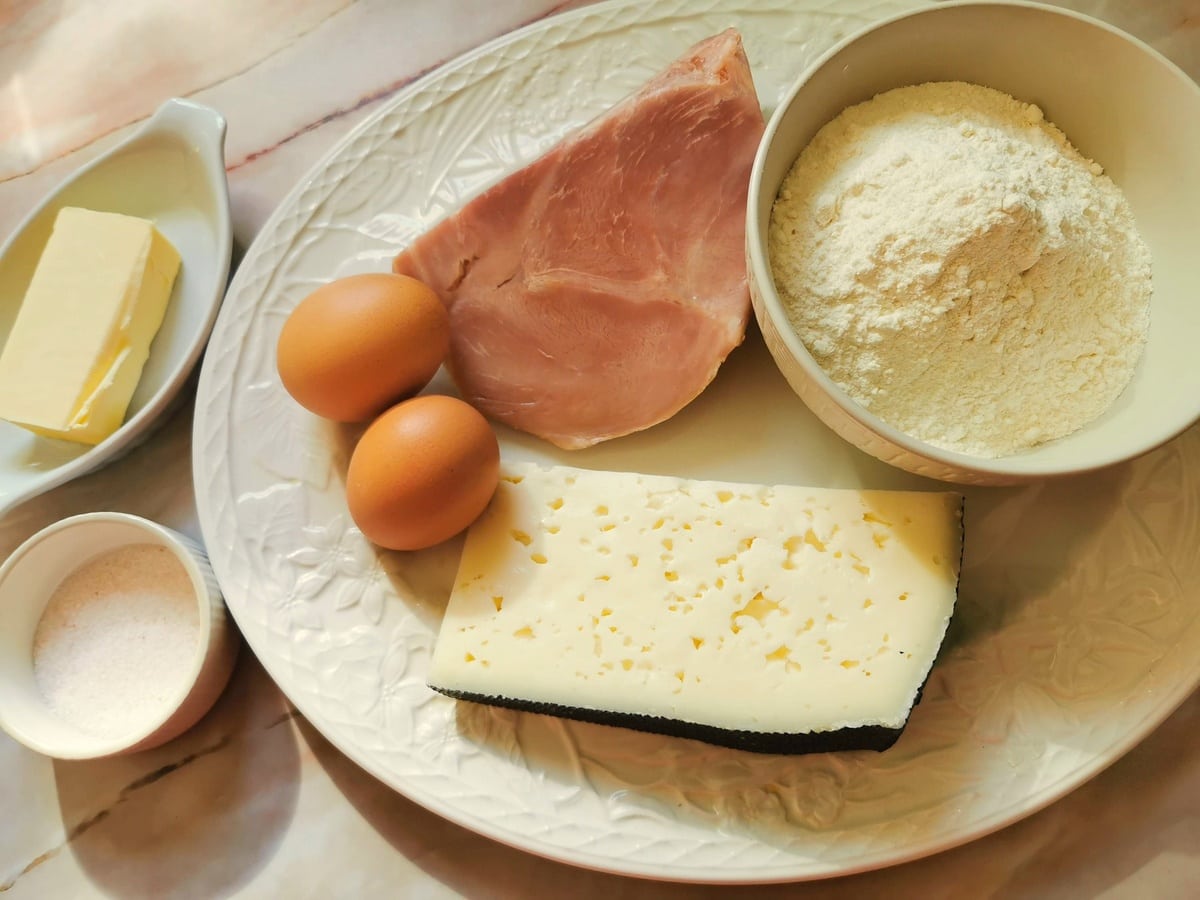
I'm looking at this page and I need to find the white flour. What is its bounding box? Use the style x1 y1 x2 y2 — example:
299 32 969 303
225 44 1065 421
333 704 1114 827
33 543 199 738
769 81 1152 457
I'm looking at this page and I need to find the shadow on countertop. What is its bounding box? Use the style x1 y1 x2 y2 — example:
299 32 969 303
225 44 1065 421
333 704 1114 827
51 651 301 899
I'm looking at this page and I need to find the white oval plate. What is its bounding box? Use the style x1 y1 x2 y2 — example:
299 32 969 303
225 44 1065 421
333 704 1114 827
193 0 1200 883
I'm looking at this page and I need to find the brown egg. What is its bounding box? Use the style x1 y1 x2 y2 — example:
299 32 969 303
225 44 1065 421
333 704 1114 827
276 273 449 422
346 395 500 550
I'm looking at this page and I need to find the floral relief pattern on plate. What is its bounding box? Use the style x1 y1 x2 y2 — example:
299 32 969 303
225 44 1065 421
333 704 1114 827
193 0 1200 883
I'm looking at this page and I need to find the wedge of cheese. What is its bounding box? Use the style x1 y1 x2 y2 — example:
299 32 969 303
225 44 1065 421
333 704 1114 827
429 463 964 755
0 207 180 444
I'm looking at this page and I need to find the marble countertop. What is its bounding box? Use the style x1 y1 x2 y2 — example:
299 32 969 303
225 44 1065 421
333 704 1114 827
1 1 1198 896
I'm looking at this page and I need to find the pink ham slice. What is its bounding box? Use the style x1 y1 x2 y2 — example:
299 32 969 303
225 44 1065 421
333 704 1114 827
393 29 765 449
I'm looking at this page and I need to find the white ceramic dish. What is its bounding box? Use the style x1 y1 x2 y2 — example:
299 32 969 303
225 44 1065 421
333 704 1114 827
0 98 233 519
747 1 1200 486
0 512 238 759
192 0 1200 884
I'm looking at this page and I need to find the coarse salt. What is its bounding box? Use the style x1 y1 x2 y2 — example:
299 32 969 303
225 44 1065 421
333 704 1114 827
32 543 199 739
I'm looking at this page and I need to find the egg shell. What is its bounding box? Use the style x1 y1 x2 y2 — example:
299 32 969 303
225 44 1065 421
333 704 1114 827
346 395 500 551
276 273 450 422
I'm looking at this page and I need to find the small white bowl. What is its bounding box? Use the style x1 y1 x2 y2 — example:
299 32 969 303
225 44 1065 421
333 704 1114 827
747 1 1200 485
0 98 232 516
0 513 239 759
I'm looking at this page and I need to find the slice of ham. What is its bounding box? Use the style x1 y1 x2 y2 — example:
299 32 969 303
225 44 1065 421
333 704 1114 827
393 29 765 449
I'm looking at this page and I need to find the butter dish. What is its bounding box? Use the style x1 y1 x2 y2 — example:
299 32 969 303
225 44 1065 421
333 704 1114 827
0 98 232 517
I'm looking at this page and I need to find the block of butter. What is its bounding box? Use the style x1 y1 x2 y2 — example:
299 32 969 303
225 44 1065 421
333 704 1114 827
0 207 181 444
429 463 964 755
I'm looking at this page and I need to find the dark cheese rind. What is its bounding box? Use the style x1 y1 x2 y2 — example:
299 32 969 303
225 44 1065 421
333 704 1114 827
428 682 930 755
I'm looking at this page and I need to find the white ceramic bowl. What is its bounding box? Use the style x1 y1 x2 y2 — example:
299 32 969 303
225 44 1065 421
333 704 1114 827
0 98 232 516
747 0 1200 485
0 513 238 759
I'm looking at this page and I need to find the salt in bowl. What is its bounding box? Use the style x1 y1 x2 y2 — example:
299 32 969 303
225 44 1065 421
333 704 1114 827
0 512 238 759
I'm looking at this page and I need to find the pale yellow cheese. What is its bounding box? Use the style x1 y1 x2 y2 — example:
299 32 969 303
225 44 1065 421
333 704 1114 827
430 463 963 739
0 207 181 444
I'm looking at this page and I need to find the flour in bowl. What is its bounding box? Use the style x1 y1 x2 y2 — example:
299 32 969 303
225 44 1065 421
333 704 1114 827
769 81 1152 457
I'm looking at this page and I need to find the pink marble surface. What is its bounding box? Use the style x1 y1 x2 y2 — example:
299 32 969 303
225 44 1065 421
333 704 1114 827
1 1 1197 896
